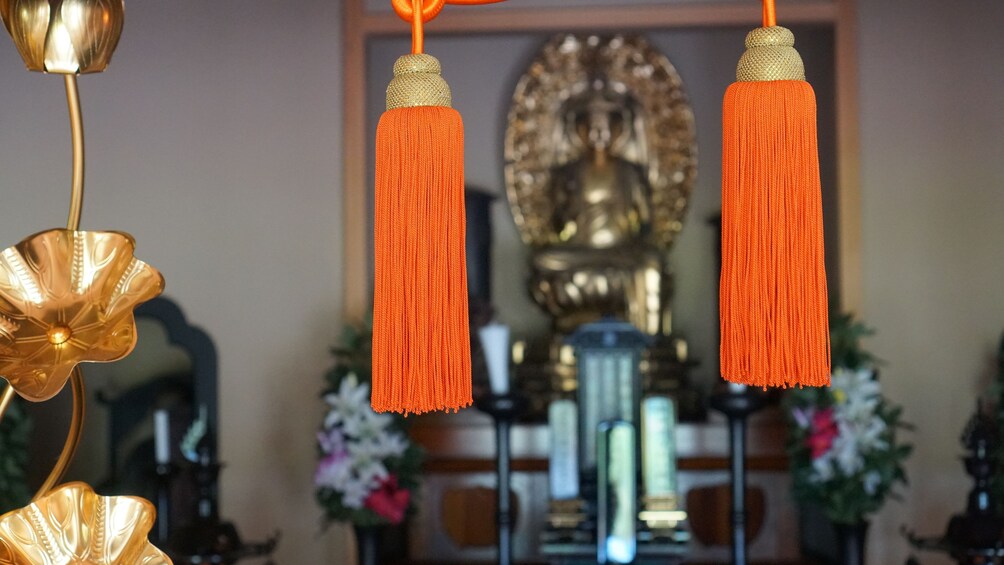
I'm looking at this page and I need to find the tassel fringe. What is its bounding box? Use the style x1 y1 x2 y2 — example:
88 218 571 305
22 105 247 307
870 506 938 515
720 80 830 388
372 105 472 414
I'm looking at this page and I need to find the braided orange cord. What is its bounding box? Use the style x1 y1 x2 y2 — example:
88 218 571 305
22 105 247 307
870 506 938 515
762 0 777 27
392 0 507 53
391 0 505 22
411 0 424 53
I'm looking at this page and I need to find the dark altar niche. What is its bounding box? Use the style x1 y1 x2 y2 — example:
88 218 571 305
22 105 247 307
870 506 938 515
30 296 277 564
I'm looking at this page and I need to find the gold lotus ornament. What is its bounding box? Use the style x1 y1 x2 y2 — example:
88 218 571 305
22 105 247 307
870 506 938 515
0 228 163 402
0 0 124 74
0 482 170 564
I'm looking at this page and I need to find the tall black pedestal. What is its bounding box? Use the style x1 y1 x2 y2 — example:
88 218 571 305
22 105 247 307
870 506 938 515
710 386 767 565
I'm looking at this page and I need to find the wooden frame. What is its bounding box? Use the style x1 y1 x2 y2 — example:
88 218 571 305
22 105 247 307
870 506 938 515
341 0 861 320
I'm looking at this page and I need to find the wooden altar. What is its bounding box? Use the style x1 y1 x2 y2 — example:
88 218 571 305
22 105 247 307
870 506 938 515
405 405 797 564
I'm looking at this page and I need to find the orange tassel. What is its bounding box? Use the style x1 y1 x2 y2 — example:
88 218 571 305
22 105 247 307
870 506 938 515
371 0 504 413
372 57 472 414
719 8 830 388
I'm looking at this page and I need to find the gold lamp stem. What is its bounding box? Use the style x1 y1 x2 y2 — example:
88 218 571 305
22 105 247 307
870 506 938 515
33 368 85 500
65 74 85 232
0 75 89 496
0 387 14 422
31 76 89 498
0 372 86 501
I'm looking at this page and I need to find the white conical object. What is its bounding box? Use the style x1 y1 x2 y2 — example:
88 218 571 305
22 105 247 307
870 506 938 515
479 322 510 395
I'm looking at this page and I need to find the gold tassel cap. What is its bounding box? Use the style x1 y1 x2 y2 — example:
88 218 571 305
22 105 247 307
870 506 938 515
736 26 805 82
386 53 453 110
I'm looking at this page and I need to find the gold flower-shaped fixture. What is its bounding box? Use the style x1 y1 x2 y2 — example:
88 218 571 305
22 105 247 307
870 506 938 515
0 482 171 564
0 0 124 74
0 228 163 402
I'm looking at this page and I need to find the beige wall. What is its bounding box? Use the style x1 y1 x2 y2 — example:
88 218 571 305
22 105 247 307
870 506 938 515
0 0 345 562
1 0 1001 562
858 1 1004 563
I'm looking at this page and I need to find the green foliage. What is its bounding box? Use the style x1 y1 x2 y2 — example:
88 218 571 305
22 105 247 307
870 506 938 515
324 315 372 390
829 312 880 371
784 314 912 525
0 397 32 514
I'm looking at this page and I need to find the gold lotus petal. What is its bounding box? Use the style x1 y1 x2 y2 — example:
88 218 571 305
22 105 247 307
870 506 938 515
0 0 48 71
0 0 124 74
137 544 171 565
0 482 171 564
0 228 164 402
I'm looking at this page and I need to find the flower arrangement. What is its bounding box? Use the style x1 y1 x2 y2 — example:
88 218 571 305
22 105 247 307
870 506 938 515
784 314 912 525
315 320 422 527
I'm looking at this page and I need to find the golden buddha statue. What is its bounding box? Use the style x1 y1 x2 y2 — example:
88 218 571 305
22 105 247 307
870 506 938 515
529 83 668 335
504 34 699 417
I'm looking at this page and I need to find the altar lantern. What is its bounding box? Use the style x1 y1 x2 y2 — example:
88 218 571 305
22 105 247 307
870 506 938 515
569 318 649 472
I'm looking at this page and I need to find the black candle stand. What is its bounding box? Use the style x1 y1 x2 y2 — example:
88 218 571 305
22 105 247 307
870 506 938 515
905 406 1004 564
167 444 280 564
475 392 529 565
710 386 767 565
154 462 177 545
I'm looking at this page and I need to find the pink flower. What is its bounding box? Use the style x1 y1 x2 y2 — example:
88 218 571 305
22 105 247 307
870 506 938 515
791 407 814 429
364 475 411 524
317 428 346 455
315 451 350 489
806 408 839 459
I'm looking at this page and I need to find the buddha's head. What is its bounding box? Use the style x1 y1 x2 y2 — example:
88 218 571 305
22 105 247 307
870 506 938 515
563 79 635 156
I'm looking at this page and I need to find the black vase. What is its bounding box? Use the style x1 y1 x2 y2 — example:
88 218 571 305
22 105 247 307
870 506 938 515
353 525 380 565
833 521 869 565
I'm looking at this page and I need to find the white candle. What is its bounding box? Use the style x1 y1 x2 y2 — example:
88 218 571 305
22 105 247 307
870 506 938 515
154 409 171 464
675 339 688 362
642 396 678 497
548 400 579 500
479 323 510 395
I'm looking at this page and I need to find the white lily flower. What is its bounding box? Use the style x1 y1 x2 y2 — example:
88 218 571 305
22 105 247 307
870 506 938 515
812 454 835 482
369 430 409 458
832 369 881 415
348 438 390 484
341 476 375 509
831 431 866 476
324 374 371 429
863 471 882 496
343 408 393 440
315 452 353 490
